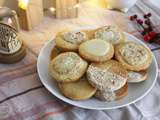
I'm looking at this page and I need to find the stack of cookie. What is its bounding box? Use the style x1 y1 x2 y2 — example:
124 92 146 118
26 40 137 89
49 26 152 102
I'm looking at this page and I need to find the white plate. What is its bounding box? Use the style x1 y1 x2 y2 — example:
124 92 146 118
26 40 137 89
37 30 158 110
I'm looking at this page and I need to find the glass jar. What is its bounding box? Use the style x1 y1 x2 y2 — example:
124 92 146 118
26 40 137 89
0 7 22 54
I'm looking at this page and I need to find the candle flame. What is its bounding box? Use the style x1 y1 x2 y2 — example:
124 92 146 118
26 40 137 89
85 0 107 8
73 4 80 8
49 7 55 12
8 18 12 25
18 0 29 10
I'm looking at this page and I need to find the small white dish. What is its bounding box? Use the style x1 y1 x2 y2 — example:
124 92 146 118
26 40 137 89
106 0 138 12
37 28 158 110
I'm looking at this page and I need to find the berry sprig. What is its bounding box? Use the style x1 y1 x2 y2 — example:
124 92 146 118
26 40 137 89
130 14 145 30
143 13 153 32
129 13 160 43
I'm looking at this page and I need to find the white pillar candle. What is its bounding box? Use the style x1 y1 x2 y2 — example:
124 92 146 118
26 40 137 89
18 0 43 30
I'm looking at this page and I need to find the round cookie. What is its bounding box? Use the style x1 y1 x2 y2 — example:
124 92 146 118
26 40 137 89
115 42 152 71
127 70 148 83
55 30 88 51
79 39 114 62
87 60 128 91
95 83 128 101
49 52 88 83
58 77 97 100
95 26 125 44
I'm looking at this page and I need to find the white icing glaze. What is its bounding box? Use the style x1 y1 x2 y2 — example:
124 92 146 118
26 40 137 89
96 89 116 101
87 65 126 91
95 26 120 44
120 43 148 66
53 53 79 74
128 71 144 82
63 31 87 44
82 39 110 56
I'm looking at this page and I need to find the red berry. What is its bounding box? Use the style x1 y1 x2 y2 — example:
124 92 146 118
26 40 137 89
137 19 143 24
144 14 148 18
133 14 137 19
147 13 152 17
148 31 157 39
143 34 151 42
130 16 134 21
148 27 153 31
145 20 151 25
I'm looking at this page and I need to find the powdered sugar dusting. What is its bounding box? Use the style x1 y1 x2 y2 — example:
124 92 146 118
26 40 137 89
95 89 116 102
120 43 148 66
53 53 80 74
128 71 144 82
95 26 120 44
87 65 126 91
63 31 87 44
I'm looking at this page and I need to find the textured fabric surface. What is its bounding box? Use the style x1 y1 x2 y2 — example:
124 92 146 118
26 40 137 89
0 0 160 120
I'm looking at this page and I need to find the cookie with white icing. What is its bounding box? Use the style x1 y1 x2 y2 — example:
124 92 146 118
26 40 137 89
127 70 148 83
95 26 125 44
79 39 114 62
95 83 128 101
49 52 88 83
87 60 128 91
58 76 97 100
115 42 152 71
55 30 88 51
87 60 128 101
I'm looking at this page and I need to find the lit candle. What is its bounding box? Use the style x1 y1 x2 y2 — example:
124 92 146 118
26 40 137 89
49 7 56 12
85 0 107 8
73 3 80 9
18 0 29 10
18 0 43 30
55 0 79 19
